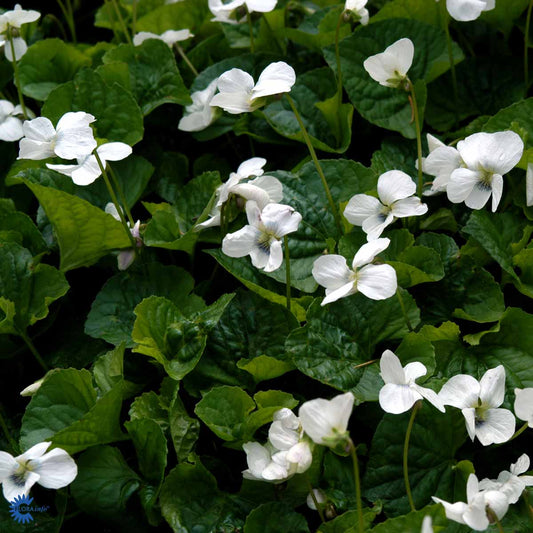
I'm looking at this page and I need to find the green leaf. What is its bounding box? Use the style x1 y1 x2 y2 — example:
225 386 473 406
160 463 229 533
85 264 201 347
481 0 529 34
100 39 190 115
0 242 68 333
482 97 533 148
93 343 126 395
169 394 200 462
19 39 91 100
0 297 16 335
363 404 467 515
42 68 144 146
135 0 210 34
264 67 354 153
24 180 131 272
187 290 297 392
324 18 463 138
514 247 533 298
132 294 234 380
0 203 47 256
285 292 420 401
463 210 531 280
372 0 441 25
71 445 140 518
368 505 448 532
244 503 309 533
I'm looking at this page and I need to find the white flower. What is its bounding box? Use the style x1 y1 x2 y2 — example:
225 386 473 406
514 387 533 427
307 489 327 510
526 163 533 207
299 392 354 447
421 516 433 533
345 0 369 25
0 4 40 61
378 350 445 414
420 134 464 195
20 378 44 397
438 365 516 446
344 170 427 240
178 79 220 132
0 100 23 141
312 238 397 305
133 29 193 47
479 454 533 504
18 112 97 161
196 157 283 229
363 38 414 89
446 131 524 212
208 0 277 24
0 442 77 502
105 203 142 271
210 62 295 114
46 142 132 186
441 0 495 22
222 201 301 272
432 474 509 531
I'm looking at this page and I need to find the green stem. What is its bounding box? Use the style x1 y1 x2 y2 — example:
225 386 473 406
439 2 458 125
19 330 48 371
404 401 420 512
523 491 533 526
107 164 135 227
110 0 132 44
56 0 77 43
220 201 228 237
335 11 345 107
175 44 199 77
305 475 326 524
487 508 504 533
102 0 121 42
508 421 529 442
525 0 533 89
284 235 291 311
247 10 255 53
0 405 19 455
94 152 137 250
348 439 364 533
396 289 413 332
7 30 28 119
285 94 343 235
131 0 137 36
408 80 424 198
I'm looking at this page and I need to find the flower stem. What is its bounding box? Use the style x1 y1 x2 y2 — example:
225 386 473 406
94 152 137 250
175 44 199 77
109 0 132 45
107 164 135 227
247 10 255 53
19 330 48 372
525 0 533 89
439 1 458 125
55 488 68 533
404 401 421 512
0 405 19 455
7 30 28 119
56 0 77 43
509 421 529 441
523 491 533 526
396 289 413 332
131 0 137 36
348 439 364 533
285 94 343 235
335 11 345 107
407 80 424 198
284 236 291 311
305 475 326 524
487 507 504 533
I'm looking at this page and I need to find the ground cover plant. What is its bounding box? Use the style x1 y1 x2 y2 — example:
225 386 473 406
0 0 533 531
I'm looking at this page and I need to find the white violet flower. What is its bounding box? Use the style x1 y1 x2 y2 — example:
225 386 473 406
133 29 193 47
344 170 428 240
0 100 24 141
20 377 44 397
210 61 296 114
344 0 369 25
432 473 509 531
446 131 524 212
479 454 533 504
438 365 516 446
0 4 40 61
197 157 283 229
18 112 97 161
0 442 77 502
514 387 533 428
439 0 495 22
178 78 220 132
299 392 354 447
363 38 414 89
421 516 433 533
46 142 132 186
312 238 397 305
378 349 445 414
222 200 301 272
208 0 277 24
307 489 327 511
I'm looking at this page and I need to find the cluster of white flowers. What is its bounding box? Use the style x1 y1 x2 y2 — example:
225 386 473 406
0 4 40 61
208 0 277 25
344 0 369 25
0 100 24 142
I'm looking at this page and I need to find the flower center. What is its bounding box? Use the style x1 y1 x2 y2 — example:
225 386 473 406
474 403 489 427
477 170 493 190
257 230 277 253
10 460 32 487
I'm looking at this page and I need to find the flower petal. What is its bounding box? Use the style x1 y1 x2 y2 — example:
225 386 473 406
247 175 284 203
33 448 77 489
261 203 301 237
412 384 446 413
222 225 260 258
514 387 533 426
343 194 382 226
361 212 394 240
264 238 283 272
403 362 427 382
322 281 357 305
431 497 468 525
446 0 491 21
0 452 17 482
390 197 428 218
379 349 405 384
4 36 28 61
490 173 503 212
462 407 477 441
236 157 266 178
479 365 506 408
475 407 515 445
312 255 352 290
252 62 296 99
379 383 421 414
439 374 480 408
18 442 51 462
352 237 391 268
356 264 397 300
97 142 132 162
378 170 416 205
0 116 23 141
446 168 480 204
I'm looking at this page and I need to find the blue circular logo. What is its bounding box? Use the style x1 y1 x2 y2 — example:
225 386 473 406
9 494 34 524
